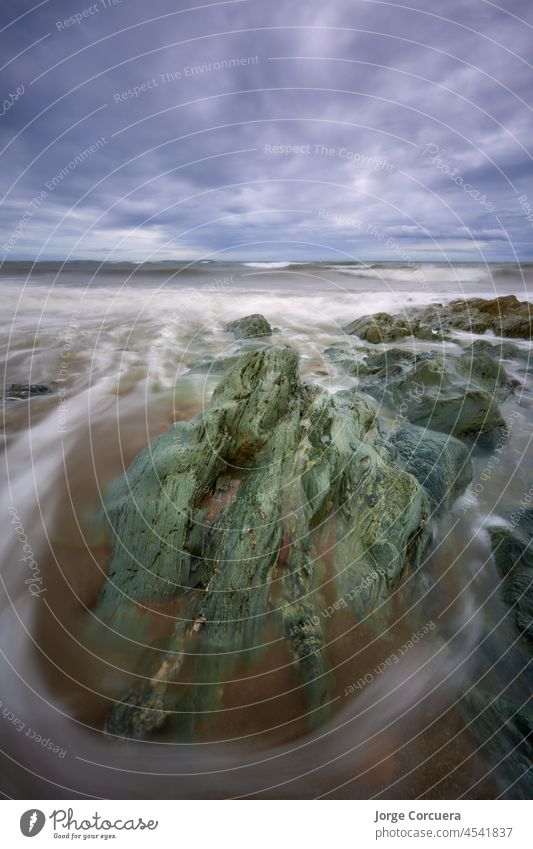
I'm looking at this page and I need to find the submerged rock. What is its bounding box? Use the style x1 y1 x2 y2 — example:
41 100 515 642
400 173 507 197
323 344 370 377
348 348 512 438
461 339 525 360
4 383 51 400
489 510 533 645
94 345 438 739
225 313 273 339
464 691 532 799
462 510 533 798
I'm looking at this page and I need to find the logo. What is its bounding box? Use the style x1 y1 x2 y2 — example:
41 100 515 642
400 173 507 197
20 810 46 837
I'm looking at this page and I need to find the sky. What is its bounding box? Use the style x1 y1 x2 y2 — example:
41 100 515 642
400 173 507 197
1 0 533 262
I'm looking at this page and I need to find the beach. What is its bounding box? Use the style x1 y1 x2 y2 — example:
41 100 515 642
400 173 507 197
0 260 531 798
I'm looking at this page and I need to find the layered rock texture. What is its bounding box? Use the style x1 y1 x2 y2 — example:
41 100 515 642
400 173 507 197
94 341 478 739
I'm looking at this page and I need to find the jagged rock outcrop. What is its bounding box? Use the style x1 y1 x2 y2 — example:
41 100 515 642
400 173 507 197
95 344 443 739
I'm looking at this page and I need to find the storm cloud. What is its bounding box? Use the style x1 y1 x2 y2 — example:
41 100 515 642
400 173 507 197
1 0 532 261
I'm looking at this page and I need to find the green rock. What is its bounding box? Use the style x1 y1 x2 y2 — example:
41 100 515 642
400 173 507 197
463 510 533 798
344 312 412 343
94 345 434 739
225 313 273 339
323 344 370 377
462 339 524 360
489 511 533 645
357 348 512 438
390 425 473 514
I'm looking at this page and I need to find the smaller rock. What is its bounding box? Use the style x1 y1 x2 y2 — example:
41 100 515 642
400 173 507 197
344 312 412 343
489 511 533 645
462 339 524 360
5 383 51 400
390 425 473 514
225 314 273 339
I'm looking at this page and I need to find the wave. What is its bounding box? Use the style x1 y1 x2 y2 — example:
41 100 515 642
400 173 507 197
242 262 293 269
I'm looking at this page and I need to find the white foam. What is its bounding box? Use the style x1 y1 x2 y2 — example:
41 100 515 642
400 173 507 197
242 262 292 269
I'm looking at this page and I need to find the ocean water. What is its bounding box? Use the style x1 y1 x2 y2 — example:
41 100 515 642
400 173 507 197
1 260 532 798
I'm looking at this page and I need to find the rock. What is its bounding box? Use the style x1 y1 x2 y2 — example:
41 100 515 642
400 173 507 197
344 296 533 343
323 344 370 377
94 345 434 739
390 425 473 514
462 339 524 360
464 691 533 799
184 354 241 375
225 313 273 339
461 510 533 798
344 312 412 343
357 348 512 438
489 511 533 645
4 383 51 400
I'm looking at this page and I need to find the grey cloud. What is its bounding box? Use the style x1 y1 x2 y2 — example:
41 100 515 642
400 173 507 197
1 0 532 260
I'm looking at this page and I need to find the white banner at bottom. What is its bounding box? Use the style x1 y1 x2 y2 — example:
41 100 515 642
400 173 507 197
1 799 530 848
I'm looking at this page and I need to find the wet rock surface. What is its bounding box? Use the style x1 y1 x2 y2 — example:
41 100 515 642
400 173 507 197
89 310 527 792
390 425 473 514
225 313 273 339
94 343 450 739
331 346 513 438
462 511 533 799
345 296 533 343
489 510 533 646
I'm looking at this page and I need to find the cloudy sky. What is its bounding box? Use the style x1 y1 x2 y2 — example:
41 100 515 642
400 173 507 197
1 0 533 262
